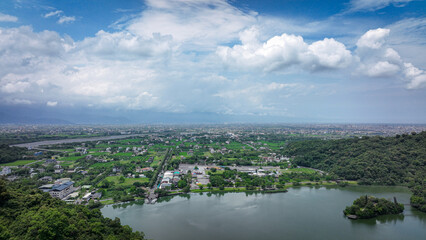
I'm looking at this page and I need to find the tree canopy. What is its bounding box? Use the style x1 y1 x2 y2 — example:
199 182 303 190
283 131 426 212
0 179 144 240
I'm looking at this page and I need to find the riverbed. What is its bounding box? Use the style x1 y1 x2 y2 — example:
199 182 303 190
101 186 426 240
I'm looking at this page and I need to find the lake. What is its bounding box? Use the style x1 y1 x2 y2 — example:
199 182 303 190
101 186 426 240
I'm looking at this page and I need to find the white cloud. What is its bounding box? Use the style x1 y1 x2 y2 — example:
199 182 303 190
217 27 352 72
79 30 173 60
58 16 76 24
0 12 18 22
6 98 32 105
355 28 426 89
347 0 413 12
404 63 426 89
43 10 75 24
1 81 30 93
356 28 390 49
308 38 352 70
366 61 400 77
126 0 257 50
0 0 425 119
46 101 58 107
43 10 62 18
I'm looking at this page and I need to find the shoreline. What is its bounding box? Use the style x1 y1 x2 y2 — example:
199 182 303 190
101 181 362 207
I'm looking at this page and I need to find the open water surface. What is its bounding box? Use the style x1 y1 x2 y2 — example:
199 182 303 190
101 186 426 240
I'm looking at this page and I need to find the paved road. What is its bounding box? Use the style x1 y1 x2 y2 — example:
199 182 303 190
10 134 146 149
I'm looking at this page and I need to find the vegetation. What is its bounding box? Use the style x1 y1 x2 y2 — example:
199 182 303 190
284 132 426 212
0 144 28 164
344 195 404 219
0 179 144 240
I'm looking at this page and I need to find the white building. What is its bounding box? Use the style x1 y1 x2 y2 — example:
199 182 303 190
0 167 11 176
39 181 74 199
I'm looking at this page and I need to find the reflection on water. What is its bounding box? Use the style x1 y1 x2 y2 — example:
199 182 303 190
351 213 405 226
112 199 145 209
101 186 426 240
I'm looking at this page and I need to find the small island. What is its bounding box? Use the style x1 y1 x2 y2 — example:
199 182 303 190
344 195 404 219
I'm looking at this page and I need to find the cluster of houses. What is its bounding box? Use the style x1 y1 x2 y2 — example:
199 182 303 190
159 171 181 189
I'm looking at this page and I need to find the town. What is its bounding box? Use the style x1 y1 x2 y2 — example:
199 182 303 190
1 124 424 206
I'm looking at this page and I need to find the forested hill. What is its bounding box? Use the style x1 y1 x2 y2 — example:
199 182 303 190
284 131 425 186
0 179 145 240
284 131 426 212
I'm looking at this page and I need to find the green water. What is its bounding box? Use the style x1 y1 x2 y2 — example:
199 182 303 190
101 186 426 240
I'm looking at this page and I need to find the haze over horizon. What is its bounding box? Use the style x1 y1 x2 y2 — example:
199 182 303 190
0 0 425 124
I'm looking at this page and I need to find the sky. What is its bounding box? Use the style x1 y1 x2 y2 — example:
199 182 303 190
0 0 425 124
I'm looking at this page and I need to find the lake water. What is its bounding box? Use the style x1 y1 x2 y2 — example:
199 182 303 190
101 186 426 240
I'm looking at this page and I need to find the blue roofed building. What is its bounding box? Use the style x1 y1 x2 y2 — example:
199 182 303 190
39 181 74 199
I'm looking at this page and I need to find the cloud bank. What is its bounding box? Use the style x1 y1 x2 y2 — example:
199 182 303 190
0 0 425 119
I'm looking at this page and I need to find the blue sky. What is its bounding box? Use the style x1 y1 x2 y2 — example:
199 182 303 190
0 0 425 124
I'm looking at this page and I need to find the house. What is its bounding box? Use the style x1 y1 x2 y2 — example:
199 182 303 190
39 176 53 182
45 159 57 164
34 151 43 156
136 167 153 173
55 178 71 184
39 181 74 199
0 167 12 176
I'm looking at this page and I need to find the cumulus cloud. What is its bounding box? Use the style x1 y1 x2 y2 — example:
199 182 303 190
404 63 426 89
0 0 425 120
0 12 18 22
356 28 390 49
347 0 413 12
217 27 352 72
366 61 400 77
356 28 426 89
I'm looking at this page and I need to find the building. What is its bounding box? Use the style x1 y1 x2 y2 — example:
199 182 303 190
39 176 53 182
0 167 12 176
39 181 74 199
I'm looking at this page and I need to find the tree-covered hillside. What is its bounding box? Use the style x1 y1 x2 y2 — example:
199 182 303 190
283 131 426 212
0 179 144 240
0 144 27 164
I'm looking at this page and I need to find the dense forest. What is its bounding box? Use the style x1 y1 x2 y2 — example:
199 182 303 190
0 144 28 164
0 179 144 240
344 195 404 219
283 131 426 212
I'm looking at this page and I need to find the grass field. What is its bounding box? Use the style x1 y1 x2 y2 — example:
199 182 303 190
91 161 115 168
59 156 85 161
0 160 37 166
101 176 149 186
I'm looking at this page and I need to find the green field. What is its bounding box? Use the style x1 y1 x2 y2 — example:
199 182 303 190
0 160 37 166
101 176 149 186
59 156 85 161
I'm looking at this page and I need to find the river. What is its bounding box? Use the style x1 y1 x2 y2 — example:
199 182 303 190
10 134 144 148
101 186 426 240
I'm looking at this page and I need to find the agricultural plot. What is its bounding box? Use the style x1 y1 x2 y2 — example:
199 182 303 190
0 160 37 166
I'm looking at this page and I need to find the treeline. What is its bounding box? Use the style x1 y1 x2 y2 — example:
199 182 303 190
0 179 144 240
283 131 426 212
0 144 27 164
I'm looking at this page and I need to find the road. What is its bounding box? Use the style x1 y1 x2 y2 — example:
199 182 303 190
146 148 171 204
